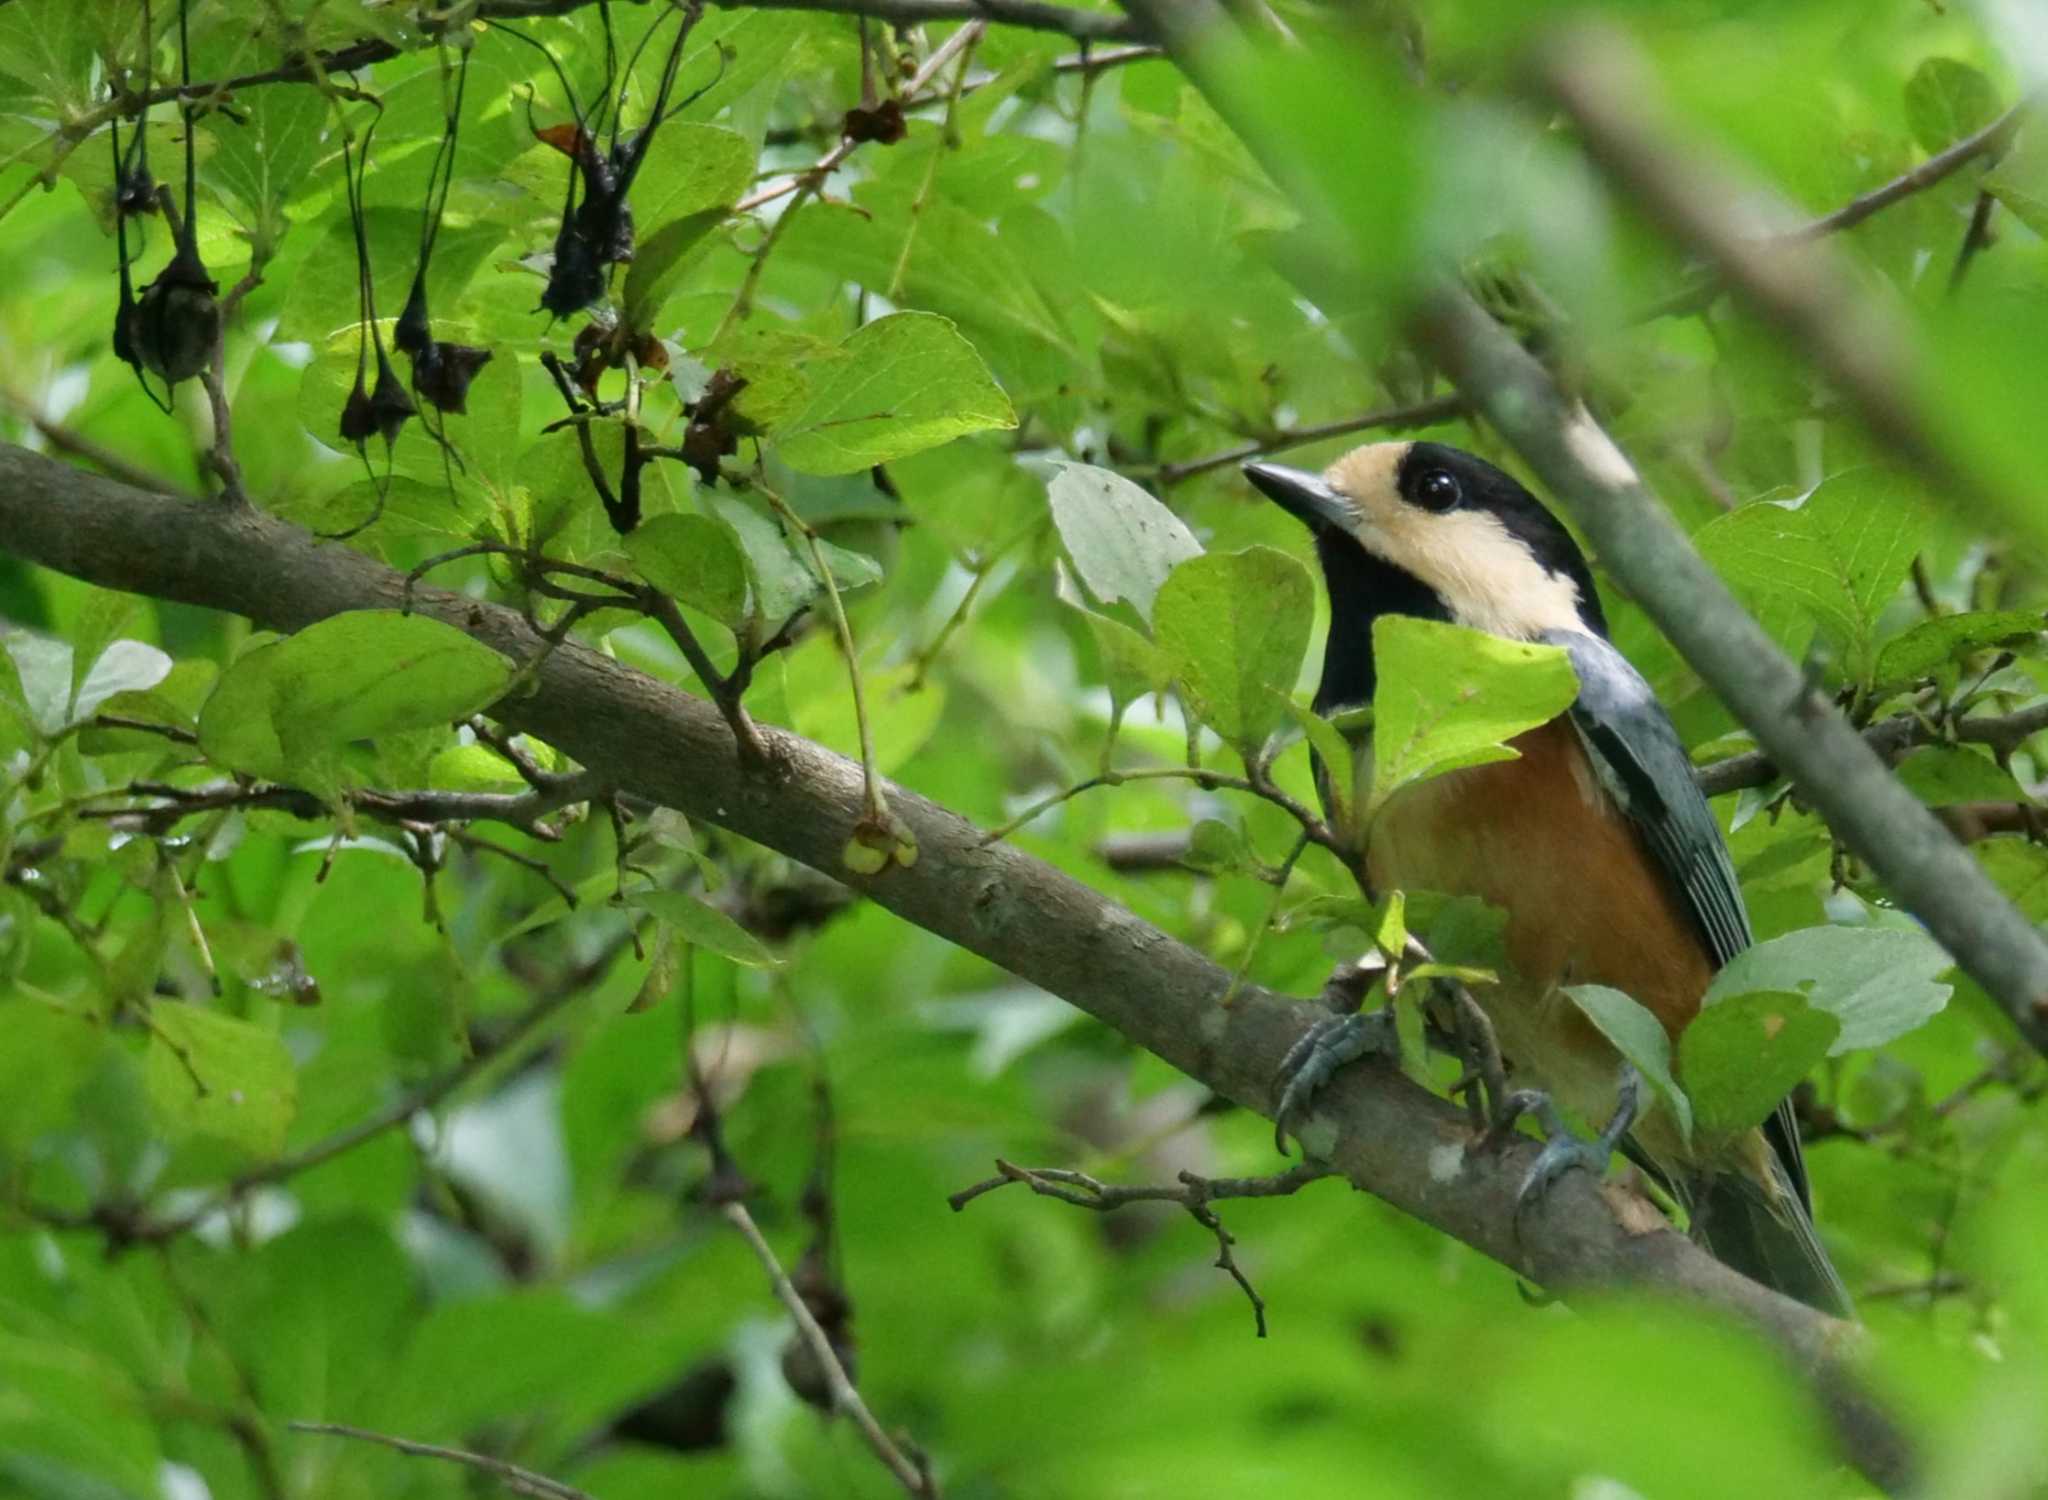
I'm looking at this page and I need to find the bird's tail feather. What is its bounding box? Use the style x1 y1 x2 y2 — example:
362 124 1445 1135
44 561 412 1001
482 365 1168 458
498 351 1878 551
1690 1160 1853 1318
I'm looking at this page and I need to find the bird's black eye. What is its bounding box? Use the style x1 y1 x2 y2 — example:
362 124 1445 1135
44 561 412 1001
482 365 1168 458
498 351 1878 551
1415 469 1461 512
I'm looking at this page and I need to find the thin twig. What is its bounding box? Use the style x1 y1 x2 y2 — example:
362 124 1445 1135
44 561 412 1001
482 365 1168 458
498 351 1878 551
289 1422 596 1500
1779 102 2026 243
948 1159 1334 1337
723 1200 935 1497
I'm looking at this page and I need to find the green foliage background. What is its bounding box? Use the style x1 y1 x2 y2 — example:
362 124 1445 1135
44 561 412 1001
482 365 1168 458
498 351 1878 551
2 1 2048 1496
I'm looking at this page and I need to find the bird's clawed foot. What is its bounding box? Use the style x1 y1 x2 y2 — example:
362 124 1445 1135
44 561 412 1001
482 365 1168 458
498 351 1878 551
1488 1066 1642 1222
1272 962 1396 1156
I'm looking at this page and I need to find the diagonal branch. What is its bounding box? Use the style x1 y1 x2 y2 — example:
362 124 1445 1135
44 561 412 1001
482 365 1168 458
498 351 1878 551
0 439 1887 1467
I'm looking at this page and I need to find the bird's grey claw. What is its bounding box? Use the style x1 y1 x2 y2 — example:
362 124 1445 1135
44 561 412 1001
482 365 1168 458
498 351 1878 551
1509 1067 1643 1221
1272 1006 1398 1156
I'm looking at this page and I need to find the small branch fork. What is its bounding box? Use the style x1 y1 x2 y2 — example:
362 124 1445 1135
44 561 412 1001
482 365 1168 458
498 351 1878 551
948 1159 1335 1337
404 539 778 765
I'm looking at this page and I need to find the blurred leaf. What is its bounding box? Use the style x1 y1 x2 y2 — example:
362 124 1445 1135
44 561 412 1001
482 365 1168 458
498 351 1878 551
1047 462 1201 624
1873 609 2042 690
1903 57 1999 154
625 887 779 968
1154 547 1313 757
1680 990 1837 1138
144 1001 298 1156
1892 744 2026 805
1368 617 1578 816
1705 925 1952 1054
1567 983 1691 1146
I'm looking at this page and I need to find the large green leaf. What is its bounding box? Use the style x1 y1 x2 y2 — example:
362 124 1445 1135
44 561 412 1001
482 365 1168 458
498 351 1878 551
1368 616 1579 817
1703 925 1952 1055
1153 547 1314 758
198 613 514 794
1680 991 1838 1139
1695 473 1930 683
1047 462 1201 624
775 313 1016 475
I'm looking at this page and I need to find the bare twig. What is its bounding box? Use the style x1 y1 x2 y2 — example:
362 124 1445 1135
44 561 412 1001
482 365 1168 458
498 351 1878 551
723 1200 935 1497
0 392 190 496
949 1158 1334 1336
289 1422 596 1500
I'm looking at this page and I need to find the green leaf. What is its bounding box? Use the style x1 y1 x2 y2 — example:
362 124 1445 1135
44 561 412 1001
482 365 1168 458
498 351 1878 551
198 642 290 781
270 612 514 741
1368 617 1579 816
1892 745 2025 806
711 497 816 628
624 888 780 968
1979 837 2048 920
1695 473 1930 683
1047 462 1201 624
1704 925 1952 1055
1873 610 2042 690
1986 123 2048 237
201 85 328 260
622 207 730 333
1081 607 1166 712
1567 984 1691 1147
626 514 751 628
1679 990 1838 1138
427 743 526 793
775 312 1016 475
199 614 514 793
1277 694 1355 828
144 1002 298 1157
1153 547 1314 757
1903 57 1999 154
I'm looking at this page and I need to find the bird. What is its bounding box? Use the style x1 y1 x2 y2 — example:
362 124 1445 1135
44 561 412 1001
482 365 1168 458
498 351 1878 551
1245 439 1851 1316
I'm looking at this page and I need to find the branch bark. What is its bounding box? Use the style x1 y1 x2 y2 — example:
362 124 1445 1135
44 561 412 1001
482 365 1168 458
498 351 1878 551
0 440 1871 1388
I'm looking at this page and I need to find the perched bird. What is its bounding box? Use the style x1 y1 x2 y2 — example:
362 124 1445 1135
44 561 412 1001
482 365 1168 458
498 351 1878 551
1246 440 1850 1316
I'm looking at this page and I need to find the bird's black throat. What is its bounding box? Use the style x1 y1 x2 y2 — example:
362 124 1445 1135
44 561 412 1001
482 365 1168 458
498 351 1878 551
1309 530 1451 716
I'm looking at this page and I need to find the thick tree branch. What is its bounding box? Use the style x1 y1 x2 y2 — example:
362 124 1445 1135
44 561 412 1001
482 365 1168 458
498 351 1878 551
0 441 1866 1378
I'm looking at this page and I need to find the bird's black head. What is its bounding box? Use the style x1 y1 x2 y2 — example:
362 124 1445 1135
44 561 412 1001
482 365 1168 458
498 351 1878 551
1246 440 1605 712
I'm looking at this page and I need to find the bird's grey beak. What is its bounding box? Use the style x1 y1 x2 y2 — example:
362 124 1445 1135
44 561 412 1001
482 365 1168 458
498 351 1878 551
1244 461 1351 533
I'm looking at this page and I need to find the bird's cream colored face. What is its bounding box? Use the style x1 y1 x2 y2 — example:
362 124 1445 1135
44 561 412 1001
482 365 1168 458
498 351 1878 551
1321 441 1590 642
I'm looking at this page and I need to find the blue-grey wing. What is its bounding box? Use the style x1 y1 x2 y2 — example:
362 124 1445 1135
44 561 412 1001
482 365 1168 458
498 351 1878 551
1538 630 1812 1213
